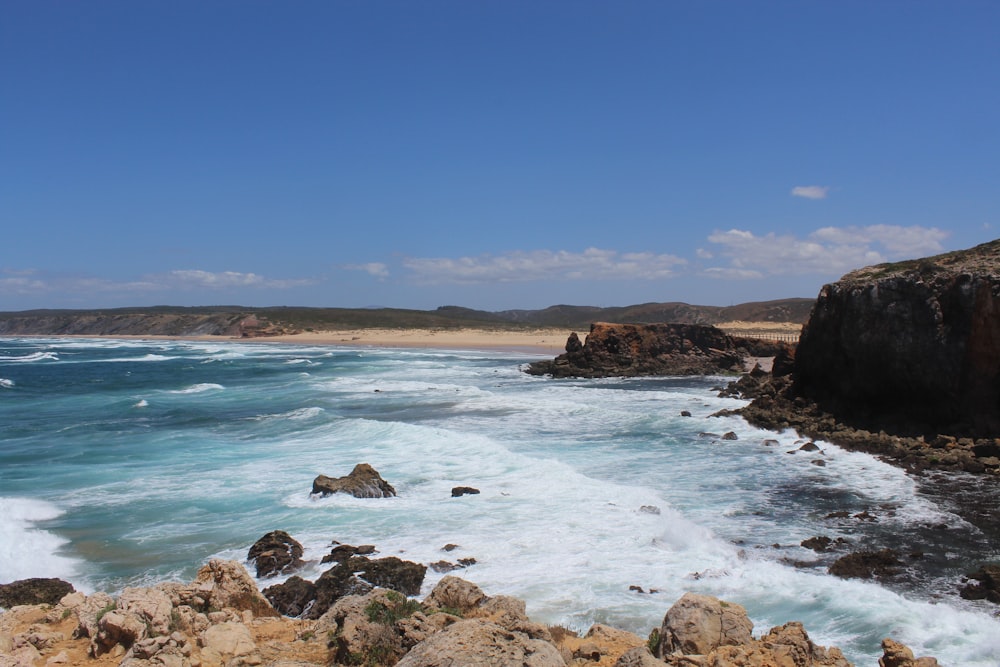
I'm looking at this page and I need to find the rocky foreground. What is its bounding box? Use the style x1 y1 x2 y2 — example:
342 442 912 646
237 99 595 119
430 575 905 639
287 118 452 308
0 560 939 667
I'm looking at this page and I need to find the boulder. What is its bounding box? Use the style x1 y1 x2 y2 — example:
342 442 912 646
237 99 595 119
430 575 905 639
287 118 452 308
199 621 258 667
246 530 305 578
312 463 397 498
451 486 480 497
879 638 941 667
316 588 437 665
0 578 75 608
614 646 668 666
959 563 1000 603
395 619 566 667
757 621 850 666
91 609 148 656
423 576 486 614
71 591 116 639
118 587 175 637
321 543 377 564
191 559 278 617
262 576 317 617
354 556 427 596
306 562 373 620
655 592 753 657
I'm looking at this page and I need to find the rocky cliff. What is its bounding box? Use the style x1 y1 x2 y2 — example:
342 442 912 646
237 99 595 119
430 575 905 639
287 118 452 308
525 322 789 378
794 239 1000 438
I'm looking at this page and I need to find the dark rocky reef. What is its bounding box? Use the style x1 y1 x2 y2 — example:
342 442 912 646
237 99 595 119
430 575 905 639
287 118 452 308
525 322 790 378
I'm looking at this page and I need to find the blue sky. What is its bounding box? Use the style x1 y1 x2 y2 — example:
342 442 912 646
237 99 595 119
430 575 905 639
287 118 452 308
2 1 997 312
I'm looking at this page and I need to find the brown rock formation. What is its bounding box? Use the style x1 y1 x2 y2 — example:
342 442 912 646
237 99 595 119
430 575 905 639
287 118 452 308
525 322 786 378
312 463 397 498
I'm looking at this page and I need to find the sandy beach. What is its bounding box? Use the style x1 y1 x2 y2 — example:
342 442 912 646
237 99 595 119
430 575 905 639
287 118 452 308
7 321 804 354
254 328 577 354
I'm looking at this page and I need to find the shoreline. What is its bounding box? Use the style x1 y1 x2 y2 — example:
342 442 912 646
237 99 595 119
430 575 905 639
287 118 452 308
1 328 578 356
1 321 804 355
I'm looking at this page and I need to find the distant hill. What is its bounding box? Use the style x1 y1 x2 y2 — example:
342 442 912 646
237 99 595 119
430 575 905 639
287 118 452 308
0 299 814 338
435 298 813 329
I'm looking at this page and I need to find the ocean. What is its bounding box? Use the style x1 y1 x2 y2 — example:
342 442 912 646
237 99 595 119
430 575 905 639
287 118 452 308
1 336 998 665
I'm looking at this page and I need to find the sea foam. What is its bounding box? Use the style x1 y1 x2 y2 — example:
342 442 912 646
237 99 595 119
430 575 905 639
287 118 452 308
0 497 81 586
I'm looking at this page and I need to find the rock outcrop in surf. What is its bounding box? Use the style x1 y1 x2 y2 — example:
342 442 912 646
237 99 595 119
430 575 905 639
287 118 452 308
312 463 397 498
524 322 789 378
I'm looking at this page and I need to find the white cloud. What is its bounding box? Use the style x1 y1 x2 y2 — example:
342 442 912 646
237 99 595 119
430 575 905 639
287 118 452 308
343 262 390 279
403 248 687 284
164 270 314 290
791 185 830 200
702 225 948 278
0 268 313 298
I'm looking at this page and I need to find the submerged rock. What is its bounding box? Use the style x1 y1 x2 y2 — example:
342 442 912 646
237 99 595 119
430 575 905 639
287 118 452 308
312 463 397 498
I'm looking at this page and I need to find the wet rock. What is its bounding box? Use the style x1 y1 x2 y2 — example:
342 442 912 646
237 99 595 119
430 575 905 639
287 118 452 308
829 549 902 580
959 564 1000 604
306 563 373 620
246 530 305 578
722 431 738 440
312 463 397 498
354 557 427 596
451 486 480 497
0 578 75 608
321 543 376 564
262 576 317 617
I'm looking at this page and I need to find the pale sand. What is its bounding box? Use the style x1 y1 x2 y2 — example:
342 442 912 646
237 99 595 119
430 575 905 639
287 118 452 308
241 328 577 354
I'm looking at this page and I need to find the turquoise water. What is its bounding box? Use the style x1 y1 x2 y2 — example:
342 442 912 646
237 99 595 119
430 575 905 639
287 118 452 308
1 337 998 665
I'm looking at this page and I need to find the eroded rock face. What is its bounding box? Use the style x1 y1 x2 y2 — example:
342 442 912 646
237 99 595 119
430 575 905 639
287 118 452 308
794 240 1000 437
312 463 397 498
525 322 773 378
